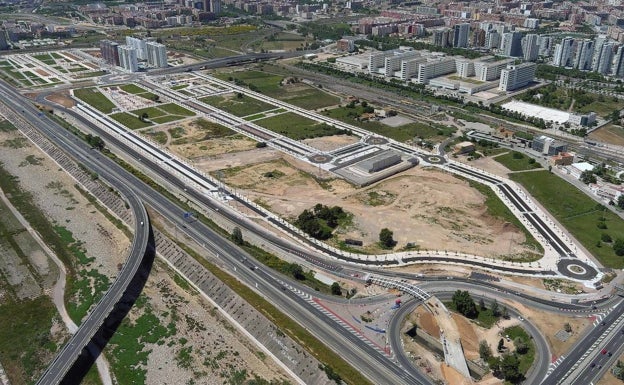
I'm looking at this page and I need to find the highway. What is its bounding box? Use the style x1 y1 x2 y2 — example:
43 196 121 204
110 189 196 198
66 75 595 278
388 294 551 385
0 81 436 384
0 81 152 385
11 65 616 383
541 299 624 385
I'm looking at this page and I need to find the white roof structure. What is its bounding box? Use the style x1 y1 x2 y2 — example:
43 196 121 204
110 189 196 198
501 100 570 124
571 162 594 172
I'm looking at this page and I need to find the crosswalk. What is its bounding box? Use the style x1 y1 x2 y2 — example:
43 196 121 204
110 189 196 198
546 355 566 376
275 279 391 357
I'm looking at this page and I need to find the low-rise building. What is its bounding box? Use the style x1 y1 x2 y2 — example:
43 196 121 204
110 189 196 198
550 152 574 166
454 141 475 154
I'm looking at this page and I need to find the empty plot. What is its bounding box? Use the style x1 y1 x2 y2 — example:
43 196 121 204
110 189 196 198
201 94 276 117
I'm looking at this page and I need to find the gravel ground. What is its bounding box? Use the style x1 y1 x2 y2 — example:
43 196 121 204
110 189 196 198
0 127 291 384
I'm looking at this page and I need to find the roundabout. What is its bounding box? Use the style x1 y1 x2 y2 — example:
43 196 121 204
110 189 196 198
307 153 333 164
365 136 389 145
557 258 599 280
421 154 446 164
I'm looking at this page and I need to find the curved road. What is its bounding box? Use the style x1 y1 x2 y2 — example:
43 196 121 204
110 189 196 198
0 80 152 385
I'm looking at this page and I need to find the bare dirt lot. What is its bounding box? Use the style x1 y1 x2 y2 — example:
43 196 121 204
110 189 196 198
302 134 359 152
589 124 624 146
45 92 76 108
151 118 258 159
0 127 290 385
205 149 533 257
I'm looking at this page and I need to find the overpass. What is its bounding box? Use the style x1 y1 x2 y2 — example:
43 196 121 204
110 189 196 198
0 80 154 385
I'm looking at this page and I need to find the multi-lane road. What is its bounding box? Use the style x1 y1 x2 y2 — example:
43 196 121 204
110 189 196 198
1 59 619 384
0 81 437 385
0 81 153 385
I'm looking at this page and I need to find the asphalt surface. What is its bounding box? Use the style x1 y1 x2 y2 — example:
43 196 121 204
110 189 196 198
0 80 152 385
15 60 620 383
12 83 436 384
541 299 624 385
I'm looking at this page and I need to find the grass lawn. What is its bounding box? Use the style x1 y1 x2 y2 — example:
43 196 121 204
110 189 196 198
493 151 543 171
255 112 346 140
504 325 536 375
218 70 283 95
0 296 62 384
576 98 624 116
279 88 340 110
110 112 153 130
510 170 624 268
119 84 158 101
216 70 341 110
120 84 147 94
146 131 168 144
73 88 116 113
132 106 167 119
158 103 195 116
152 115 186 124
201 94 276 117
323 105 455 142
0 120 17 132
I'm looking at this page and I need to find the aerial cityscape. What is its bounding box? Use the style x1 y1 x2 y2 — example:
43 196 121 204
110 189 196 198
2 0 624 384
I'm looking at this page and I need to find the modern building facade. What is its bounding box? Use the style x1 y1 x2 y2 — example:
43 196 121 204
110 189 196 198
453 23 470 48
498 62 536 91
100 40 120 66
521 34 539 61
118 45 138 72
146 41 168 68
553 37 574 67
125 36 147 60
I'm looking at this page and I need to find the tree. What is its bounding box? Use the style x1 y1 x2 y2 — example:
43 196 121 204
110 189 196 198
379 228 395 248
618 195 624 209
231 227 244 245
497 338 505 352
491 299 500 317
601 233 612 243
614 238 624 256
564 322 572 333
331 282 342 296
452 290 478 318
479 298 486 310
580 170 597 184
140 112 149 121
501 306 510 319
514 337 529 354
288 264 305 280
479 340 492 360
500 354 523 383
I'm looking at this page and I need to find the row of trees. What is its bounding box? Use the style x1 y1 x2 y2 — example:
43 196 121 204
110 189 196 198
451 290 509 319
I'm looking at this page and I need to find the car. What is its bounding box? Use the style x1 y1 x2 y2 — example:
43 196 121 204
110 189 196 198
608 352 613 357
591 363 596 368
601 349 608 355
